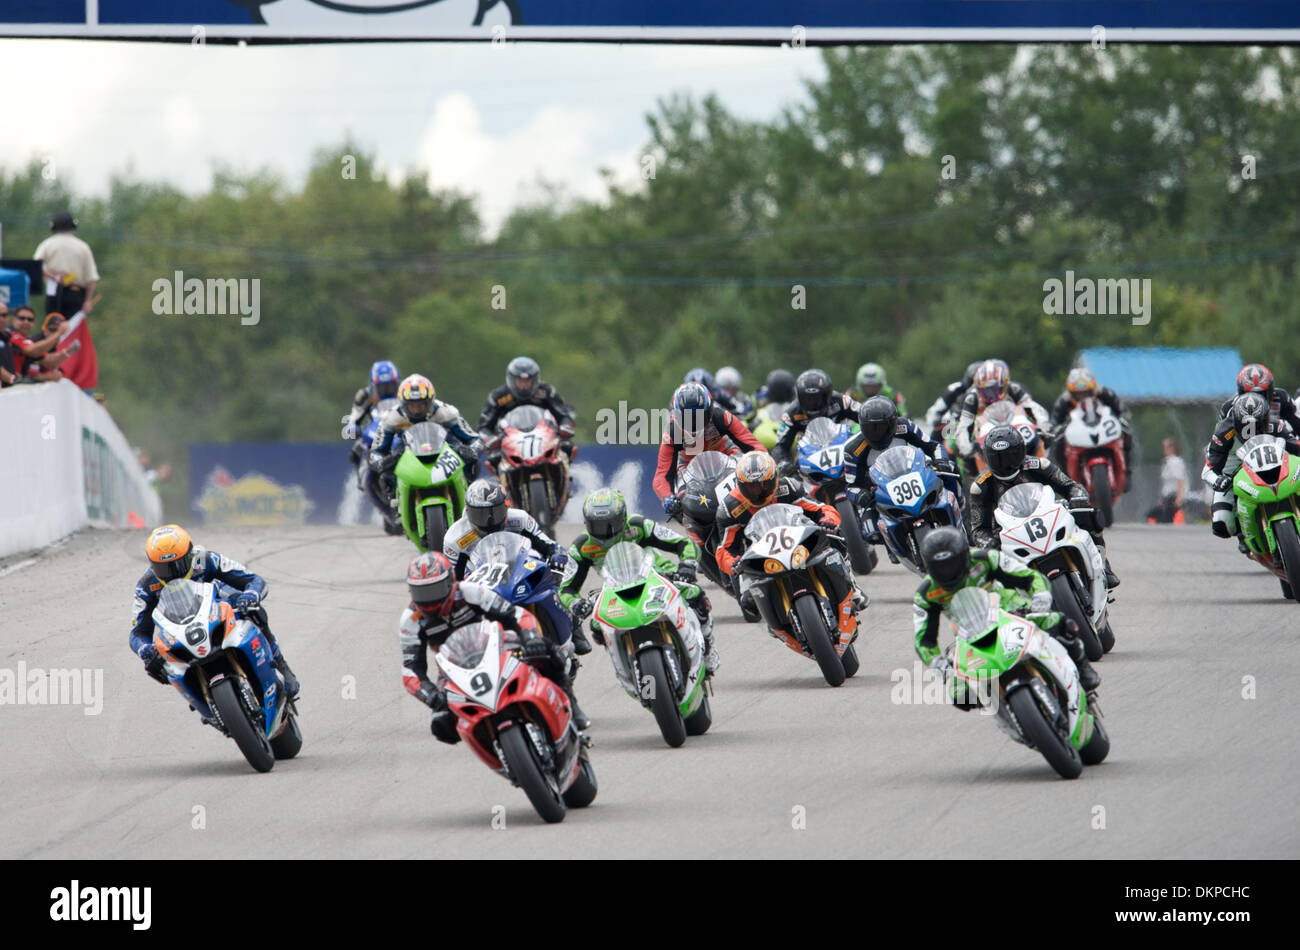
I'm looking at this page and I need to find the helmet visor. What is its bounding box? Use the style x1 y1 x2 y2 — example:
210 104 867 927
586 510 623 540
410 573 455 608
151 551 193 583
799 391 828 414
468 503 507 534
403 399 430 420
739 476 775 505
376 380 399 399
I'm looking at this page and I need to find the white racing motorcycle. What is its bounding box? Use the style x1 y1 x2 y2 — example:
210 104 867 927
993 482 1115 661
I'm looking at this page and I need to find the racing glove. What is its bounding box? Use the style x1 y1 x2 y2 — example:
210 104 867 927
419 684 447 712
662 494 683 517
570 597 594 624
1213 473 1233 493
341 421 357 440
141 645 168 684
547 551 569 573
1030 591 1053 613
232 591 261 616
522 636 557 664
673 560 698 585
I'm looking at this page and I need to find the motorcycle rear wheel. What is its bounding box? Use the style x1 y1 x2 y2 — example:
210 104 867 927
1050 573 1104 661
1090 462 1114 528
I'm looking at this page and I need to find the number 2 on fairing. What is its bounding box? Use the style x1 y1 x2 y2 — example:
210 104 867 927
766 527 799 554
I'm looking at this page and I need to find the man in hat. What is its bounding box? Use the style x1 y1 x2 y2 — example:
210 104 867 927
33 211 99 318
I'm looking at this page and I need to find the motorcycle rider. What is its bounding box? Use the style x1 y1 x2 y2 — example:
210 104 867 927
772 369 861 475
924 360 985 441
715 451 868 621
559 488 720 674
953 359 1049 459
343 359 400 490
1217 363 1300 431
970 425 1120 589
752 369 797 449
654 381 765 515
130 524 300 699
849 362 908 416
368 374 484 528
714 365 756 424
400 551 586 744
1204 392 1300 549
844 396 959 547
1047 367 1133 471
913 527 1101 696
477 356 577 467
442 479 588 653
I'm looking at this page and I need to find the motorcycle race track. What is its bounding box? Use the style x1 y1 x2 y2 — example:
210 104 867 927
2 523 1297 859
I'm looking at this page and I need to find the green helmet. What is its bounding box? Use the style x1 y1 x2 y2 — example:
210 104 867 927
583 488 628 541
856 362 886 395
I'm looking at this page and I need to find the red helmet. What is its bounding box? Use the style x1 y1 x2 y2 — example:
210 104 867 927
1236 363 1273 395
408 552 457 614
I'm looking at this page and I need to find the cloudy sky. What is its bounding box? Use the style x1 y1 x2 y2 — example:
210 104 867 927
1 39 825 233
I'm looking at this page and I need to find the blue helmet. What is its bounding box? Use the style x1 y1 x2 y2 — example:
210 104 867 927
371 360 400 399
684 367 715 391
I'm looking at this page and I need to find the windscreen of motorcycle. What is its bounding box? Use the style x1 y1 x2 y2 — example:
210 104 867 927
801 416 842 447
501 405 549 431
947 586 1001 641
158 580 206 625
998 482 1045 519
682 450 736 485
467 532 532 574
869 444 922 485
600 542 653 591
440 622 491 670
404 422 448 459
744 503 810 542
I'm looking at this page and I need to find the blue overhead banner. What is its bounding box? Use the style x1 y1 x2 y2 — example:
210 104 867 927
5 2 1300 42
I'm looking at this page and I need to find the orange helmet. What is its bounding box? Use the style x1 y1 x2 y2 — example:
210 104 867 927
1066 367 1098 398
146 524 195 582
397 374 436 422
974 359 1010 405
736 451 778 506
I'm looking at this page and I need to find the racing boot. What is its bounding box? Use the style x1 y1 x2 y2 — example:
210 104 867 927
274 656 301 700
569 622 593 656
1061 623 1101 693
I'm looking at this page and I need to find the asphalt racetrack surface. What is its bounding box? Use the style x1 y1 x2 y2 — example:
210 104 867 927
2 523 1296 858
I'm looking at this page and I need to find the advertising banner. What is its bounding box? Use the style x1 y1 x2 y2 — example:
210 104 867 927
6 2 1300 42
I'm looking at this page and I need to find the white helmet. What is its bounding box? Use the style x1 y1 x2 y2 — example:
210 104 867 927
715 366 743 394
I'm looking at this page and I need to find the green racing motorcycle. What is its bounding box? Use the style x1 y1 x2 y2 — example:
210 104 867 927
1232 434 1300 600
394 421 469 552
582 542 712 747
943 586 1109 780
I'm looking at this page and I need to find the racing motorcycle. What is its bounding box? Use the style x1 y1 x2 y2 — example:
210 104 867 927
489 405 570 535
868 445 964 574
676 450 739 591
436 618 596 823
942 586 1109 780
736 504 862 686
798 417 877 575
973 399 1044 472
1231 434 1300 600
465 533 574 645
346 397 397 487
395 421 470 552
151 580 302 773
1062 399 1127 527
583 542 712 747
992 483 1113 659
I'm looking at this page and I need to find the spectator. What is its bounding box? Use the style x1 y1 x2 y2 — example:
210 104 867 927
5 304 69 381
1146 437 1188 524
0 319 17 388
136 449 172 487
33 211 99 317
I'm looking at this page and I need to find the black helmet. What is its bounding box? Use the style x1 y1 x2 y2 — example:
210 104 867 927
795 369 833 415
1232 392 1270 437
506 356 541 401
465 479 509 534
858 395 899 449
983 424 1026 481
921 526 971 588
582 488 628 541
961 361 983 389
764 369 796 404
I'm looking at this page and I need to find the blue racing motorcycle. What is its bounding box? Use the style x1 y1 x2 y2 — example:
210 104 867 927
868 444 964 575
464 533 575 647
797 417 877 575
150 579 302 773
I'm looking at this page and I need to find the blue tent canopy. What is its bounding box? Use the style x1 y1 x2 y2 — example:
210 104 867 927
1077 347 1243 403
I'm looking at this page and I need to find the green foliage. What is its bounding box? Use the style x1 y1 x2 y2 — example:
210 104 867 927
6 45 1299 510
